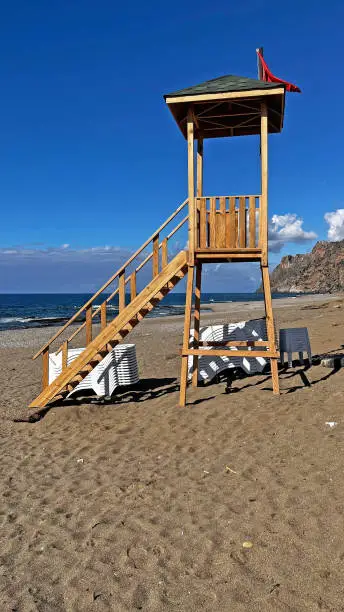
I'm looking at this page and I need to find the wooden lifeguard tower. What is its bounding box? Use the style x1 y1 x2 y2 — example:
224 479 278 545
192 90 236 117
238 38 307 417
29 53 296 410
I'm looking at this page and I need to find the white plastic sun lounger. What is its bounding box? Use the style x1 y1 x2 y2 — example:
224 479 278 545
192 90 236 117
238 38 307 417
188 319 268 383
49 343 139 397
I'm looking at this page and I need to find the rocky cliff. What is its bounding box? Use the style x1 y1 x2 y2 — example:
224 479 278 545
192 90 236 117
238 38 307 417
263 240 344 293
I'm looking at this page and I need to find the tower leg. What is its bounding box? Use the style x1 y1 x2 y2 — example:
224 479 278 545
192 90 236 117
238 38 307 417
179 265 195 406
260 264 280 395
192 263 202 387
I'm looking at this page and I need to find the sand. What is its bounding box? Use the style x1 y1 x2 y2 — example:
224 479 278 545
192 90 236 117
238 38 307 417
1 294 344 611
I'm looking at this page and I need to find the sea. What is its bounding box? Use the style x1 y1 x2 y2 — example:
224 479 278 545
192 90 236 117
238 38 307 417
0 293 303 332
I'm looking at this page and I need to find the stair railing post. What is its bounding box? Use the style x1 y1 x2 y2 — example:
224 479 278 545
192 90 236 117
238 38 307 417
161 238 168 268
119 270 126 312
86 305 92 345
62 341 68 370
153 233 159 277
101 302 107 330
42 346 49 390
131 271 137 301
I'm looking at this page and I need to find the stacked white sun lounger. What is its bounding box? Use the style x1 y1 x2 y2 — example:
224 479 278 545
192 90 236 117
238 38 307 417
49 343 139 397
188 319 268 382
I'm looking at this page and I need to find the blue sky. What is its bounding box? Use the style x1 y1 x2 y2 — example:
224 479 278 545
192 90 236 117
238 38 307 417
1 0 344 292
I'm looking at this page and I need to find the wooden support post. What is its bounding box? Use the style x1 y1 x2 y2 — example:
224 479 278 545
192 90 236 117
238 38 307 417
119 270 125 312
42 346 49 390
179 265 194 406
161 238 168 268
101 302 107 330
261 264 280 394
197 138 203 198
187 109 195 265
153 233 159 277
131 271 137 301
192 263 202 387
62 341 68 370
260 102 268 265
86 305 92 345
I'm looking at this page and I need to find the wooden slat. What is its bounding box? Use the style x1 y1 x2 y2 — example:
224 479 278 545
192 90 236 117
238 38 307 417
62 341 68 370
235 208 239 248
100 302 107 330
86 305 92 345
42 347 49 390
153 233 159 277
182 348 279 358
209 197 216 247
161 238 168 268
198 340 269 347
228 197 236 248
218 196 226 248
249 196 256 248
239 196 246 248
119 270 125 312
199 198 207 247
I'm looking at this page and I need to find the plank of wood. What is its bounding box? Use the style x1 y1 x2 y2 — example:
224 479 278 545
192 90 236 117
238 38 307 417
42 347 49 390
86 305 92 345
261 264 280 394
100 302 107 330
260 102 268 263
161 238 168 268
180 264 195 407
217 197 226 248
153 233 159 277
199 198 207 247
192 263 202 388
197 138 203 197
198 340 269 347
228 197 236 248
62 341 68 370
182 348 279 358
187 110 195 265
249 196 256 248
239 196 246 248
119 270 125 312
209 197 216 247
165 87 285 104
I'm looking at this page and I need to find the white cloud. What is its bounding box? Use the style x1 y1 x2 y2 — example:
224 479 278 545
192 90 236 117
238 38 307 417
324 209 344 241
268 213 317 252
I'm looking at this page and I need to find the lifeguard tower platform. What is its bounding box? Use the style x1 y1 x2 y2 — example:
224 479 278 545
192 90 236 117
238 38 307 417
30 52 297 410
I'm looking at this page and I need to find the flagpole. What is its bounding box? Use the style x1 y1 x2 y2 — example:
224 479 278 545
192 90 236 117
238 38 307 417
256 47 264 80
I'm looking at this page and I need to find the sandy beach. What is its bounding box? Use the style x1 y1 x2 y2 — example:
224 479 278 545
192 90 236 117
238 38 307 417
1 293 344 611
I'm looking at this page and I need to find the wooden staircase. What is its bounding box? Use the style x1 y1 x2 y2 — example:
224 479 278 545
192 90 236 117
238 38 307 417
30 201 189 409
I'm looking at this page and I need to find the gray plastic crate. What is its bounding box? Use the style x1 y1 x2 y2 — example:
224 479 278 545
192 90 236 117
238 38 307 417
279 327 312 367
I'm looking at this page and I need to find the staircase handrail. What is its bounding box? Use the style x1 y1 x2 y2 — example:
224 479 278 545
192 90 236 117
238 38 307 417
33 199 188 360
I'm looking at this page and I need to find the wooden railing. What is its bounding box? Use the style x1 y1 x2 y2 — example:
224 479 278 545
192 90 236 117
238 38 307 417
196 195 261 249
33 199 189 389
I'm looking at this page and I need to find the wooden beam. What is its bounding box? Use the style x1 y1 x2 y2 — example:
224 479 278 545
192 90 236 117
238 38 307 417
239 196 246 248
153 233 159 277
179 265 195 406
260 102 268 264
86 305 92 345
198 340 269 347
209 197 216 247
165 87 284 105
187 109 195 265
119 270 125 312
261 265 280 394
192 263 202 388
42 347 49 390
62 341 68 370
182 348 279 359
197 138 203 198
161 238 168 268
249 196 256 248
100 302 107 330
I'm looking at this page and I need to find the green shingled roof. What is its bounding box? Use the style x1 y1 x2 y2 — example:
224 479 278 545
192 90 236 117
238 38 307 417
165 74 283 98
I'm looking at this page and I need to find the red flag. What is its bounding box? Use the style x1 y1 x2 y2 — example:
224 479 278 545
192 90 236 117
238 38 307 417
256 50 301 93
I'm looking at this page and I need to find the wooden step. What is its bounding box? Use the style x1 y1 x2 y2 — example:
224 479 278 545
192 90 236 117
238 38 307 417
29 250 188 409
